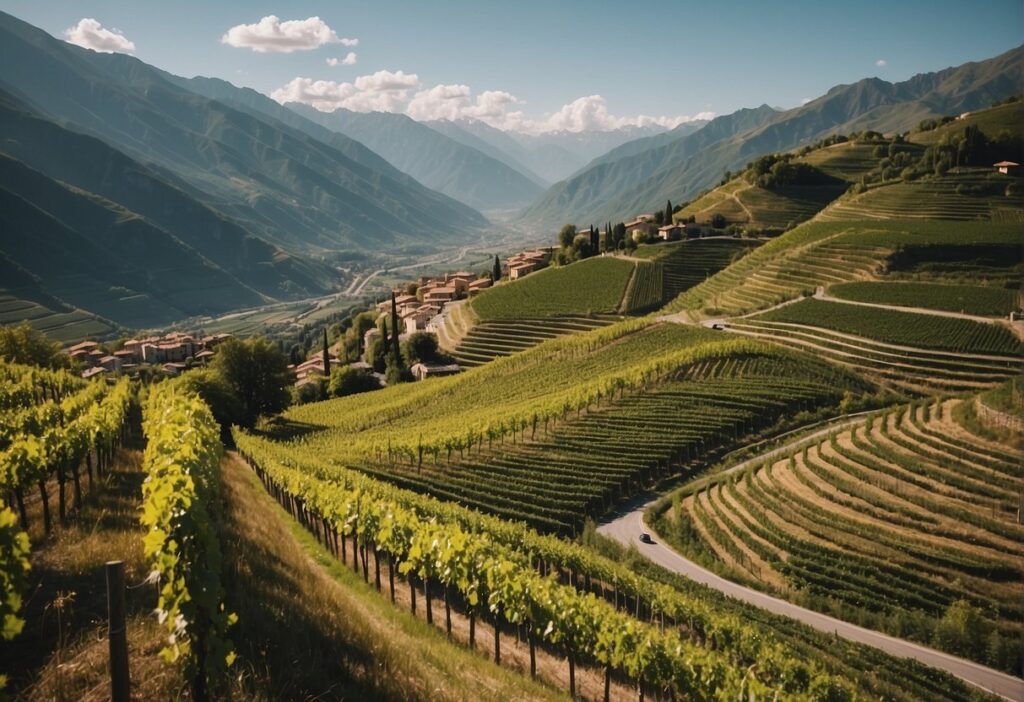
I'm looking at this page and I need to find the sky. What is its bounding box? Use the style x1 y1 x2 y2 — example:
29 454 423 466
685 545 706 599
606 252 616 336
2 0 1022 133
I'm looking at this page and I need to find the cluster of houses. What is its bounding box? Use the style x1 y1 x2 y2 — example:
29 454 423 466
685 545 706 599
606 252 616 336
505 248 550 280
375 270 496 337
622 214 700 243
66 331 232 379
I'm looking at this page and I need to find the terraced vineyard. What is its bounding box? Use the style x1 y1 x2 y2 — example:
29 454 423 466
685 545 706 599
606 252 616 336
669 396 1023 671
828 281 1021 317
753 298 1023 355
351 360 861 534
450 315 617 368
797 140 897 182
664 220 1021 320
637 237 763 302
818 170 1024 222
0 292 116 343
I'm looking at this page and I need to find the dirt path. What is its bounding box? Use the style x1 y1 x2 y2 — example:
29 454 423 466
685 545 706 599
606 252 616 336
814 289 1010 324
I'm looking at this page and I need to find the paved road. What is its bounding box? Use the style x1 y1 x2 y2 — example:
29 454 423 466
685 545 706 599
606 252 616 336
598 427 1024 702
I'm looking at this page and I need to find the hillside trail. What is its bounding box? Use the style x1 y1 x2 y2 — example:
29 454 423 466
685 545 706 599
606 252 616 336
597 420 1024 702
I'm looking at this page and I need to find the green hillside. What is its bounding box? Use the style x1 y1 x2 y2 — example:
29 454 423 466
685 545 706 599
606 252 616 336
471 257 634 320
829 281 1021 317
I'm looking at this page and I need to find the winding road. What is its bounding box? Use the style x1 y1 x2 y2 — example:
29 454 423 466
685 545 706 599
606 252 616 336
597 420 1024 702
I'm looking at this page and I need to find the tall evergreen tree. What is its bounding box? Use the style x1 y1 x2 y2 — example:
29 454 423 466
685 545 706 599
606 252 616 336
589 225 599 255
492 254 501 282
665 200 674 225
389 291 402 366
322 328 330 377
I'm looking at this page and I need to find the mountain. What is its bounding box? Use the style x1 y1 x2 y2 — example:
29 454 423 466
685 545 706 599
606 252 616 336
520 105 779 226
0 10 486 256
521 45 1024 228
284 104 543 212
425 119 549 187
0 88 334 302
432 120 676 184
0 152 266 328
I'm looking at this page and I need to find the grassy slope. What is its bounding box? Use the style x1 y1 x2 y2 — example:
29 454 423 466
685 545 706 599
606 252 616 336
220 453 564 702
471 257 633 320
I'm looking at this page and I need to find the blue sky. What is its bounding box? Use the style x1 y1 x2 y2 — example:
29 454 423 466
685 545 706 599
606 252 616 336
2 0 1021 132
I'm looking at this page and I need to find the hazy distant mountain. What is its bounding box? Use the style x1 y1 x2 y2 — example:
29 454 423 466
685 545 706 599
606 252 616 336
0 10 486 256
521 45 1024 227
284 104 543 212
430 120 677 184
425 119 549 187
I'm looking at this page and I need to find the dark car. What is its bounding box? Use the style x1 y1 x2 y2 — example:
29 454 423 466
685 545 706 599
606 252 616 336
639 532 653 543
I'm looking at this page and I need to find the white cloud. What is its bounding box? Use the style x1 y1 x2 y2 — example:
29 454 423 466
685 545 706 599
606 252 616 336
800 97 812 105
340 37 359 47
327 52 357 67
63 18 135 54
271 70 419 112
541 95 712 133
221 16 348 53
875 59 887 67
273 73 712 133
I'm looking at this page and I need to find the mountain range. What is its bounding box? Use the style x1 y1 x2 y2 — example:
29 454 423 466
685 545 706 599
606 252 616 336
285 104 544 212
520 44 1024 227
0 5 1020 337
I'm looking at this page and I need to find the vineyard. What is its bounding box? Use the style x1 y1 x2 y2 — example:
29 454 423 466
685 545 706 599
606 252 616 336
636 237 762 302
663 219 1021 320
828 281 1021 317
233 429 859 702
663 395 1024 671
471 257 634 320
450 315 617 368
0 361 132 665
140 384 235 695
619 260 663 313
752 298 1024 355
817 170 1024 222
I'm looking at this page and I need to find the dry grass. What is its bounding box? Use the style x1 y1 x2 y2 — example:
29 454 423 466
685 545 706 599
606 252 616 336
2 443 190 702
219 452 571 702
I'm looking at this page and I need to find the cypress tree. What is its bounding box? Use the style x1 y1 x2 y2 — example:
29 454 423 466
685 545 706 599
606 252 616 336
322 328 330 377
390 291 402 366
589 225 599 255
665 200 673 226
492 254 501 282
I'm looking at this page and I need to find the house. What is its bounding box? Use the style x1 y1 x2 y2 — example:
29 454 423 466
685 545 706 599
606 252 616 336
404 308 435 334
994 160 1020 175
66 340 100 355
446 271 476 285
195 349 216 364
510 261 540 280
98 355 122 372
658 224 683 241
424 286 458 304
81 366 107 380
625 217 656 241
468 278 492 295
410 362 462 381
